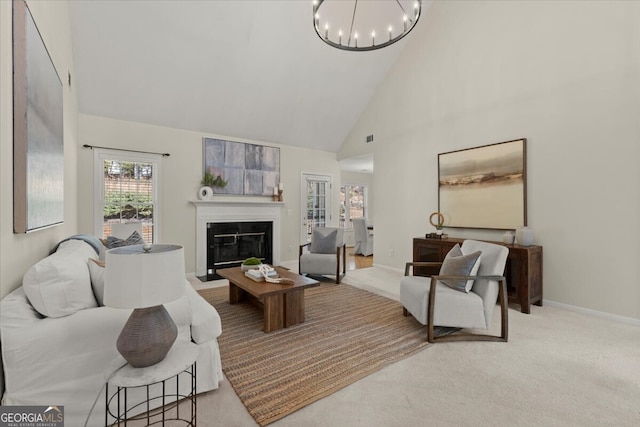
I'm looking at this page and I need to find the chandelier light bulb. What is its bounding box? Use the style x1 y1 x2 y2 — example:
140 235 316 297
388 26 393 41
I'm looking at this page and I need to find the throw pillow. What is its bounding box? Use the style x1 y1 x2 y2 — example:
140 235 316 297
439 244 482 292
103 230 145 249
87 258 106 306
22 240 98 317
311 228 338 254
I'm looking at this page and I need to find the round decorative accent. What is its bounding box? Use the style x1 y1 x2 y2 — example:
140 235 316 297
198 186 213 200
429 212 445 228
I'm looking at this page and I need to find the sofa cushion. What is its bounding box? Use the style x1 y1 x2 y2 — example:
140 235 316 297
311 228 338 254
439 244 481 292
22 240 98 317
102 231 145 249
87 258 106 306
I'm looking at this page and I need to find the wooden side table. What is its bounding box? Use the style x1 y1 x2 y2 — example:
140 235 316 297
105 341 199 426
413 237 543 314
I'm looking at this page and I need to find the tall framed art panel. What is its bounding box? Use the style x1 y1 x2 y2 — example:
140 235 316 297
13 0 64 233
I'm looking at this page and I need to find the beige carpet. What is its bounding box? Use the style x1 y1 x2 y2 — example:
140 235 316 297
187 267 640 426
198 282 455 426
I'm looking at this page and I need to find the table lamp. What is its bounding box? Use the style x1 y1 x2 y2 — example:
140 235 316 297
104 244 185 368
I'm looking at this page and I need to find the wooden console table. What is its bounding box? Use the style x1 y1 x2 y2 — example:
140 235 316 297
413 237 543 314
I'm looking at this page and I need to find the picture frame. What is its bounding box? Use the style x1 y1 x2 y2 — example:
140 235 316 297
203 137 280 196
438 138 527 230
13 0 64 233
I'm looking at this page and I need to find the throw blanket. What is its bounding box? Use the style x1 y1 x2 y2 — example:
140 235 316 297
50 234 103 255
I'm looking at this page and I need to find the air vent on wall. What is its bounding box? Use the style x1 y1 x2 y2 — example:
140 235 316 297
365 134 374 143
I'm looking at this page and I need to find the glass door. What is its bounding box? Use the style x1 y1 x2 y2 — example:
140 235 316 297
300 174 332 243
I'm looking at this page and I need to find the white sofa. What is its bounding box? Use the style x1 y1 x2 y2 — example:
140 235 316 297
0 238 223 426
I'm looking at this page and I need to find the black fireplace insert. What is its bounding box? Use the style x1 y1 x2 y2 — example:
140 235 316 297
205 221 273 280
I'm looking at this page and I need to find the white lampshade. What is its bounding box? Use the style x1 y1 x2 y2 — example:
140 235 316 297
104 244 185 309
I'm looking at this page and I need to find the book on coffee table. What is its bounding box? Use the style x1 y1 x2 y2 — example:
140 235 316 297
244 268 278 282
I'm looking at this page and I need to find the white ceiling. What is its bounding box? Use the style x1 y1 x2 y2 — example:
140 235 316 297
68 0 423 154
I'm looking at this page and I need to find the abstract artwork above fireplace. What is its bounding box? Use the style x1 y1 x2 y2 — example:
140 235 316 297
203 137 280 196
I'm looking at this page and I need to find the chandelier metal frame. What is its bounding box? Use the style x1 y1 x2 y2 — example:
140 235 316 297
312 0 423 52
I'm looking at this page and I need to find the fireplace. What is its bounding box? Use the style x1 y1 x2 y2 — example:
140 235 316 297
192 200 282 280
207 221 273 280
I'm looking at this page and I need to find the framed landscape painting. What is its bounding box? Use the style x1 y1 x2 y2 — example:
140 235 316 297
438 138 527 230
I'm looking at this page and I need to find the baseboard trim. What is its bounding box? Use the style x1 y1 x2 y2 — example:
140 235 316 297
543 299 640 326
372 263 404 274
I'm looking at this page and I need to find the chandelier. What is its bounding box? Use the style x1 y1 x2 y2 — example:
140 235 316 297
312 0 423 51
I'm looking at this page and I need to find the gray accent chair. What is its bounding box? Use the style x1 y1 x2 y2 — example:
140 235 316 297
353 218 374 256
299 227 346 284
400 240 509 343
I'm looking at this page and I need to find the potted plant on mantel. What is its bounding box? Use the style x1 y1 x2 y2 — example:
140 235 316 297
198 171 228 200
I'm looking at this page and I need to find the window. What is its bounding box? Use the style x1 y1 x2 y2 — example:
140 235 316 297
94 150 160 243
339 184 367 228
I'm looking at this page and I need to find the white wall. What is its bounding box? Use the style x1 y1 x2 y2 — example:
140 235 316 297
77 114 342 274
339 0 640 320
0 0 79 298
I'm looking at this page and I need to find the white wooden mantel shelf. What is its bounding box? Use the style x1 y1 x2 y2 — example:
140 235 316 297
191 199 284 207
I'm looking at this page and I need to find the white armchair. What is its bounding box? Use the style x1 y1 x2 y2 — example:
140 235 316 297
299 227 346 284
353 218 374 256
400 240 509 343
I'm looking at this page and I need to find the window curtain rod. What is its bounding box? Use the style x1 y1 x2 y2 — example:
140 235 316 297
82 144 170 157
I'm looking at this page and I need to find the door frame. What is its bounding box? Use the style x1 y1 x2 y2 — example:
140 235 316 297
300 173 332 244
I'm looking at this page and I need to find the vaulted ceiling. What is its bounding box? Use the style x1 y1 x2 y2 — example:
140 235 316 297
69 1 425 154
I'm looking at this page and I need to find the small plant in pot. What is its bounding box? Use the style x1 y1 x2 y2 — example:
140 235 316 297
241 257 262 272
201 171 228 189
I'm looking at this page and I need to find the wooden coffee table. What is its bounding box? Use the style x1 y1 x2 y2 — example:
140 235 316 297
217 266 320 333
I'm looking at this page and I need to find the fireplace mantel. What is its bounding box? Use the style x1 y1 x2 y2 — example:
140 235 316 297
192 200 283 277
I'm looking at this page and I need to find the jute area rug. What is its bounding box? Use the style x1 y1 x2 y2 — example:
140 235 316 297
198 283 453 426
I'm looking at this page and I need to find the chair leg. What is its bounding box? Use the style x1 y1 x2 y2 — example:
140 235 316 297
426 277 509 343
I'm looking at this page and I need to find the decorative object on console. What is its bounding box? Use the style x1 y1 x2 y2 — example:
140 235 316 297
438 138 527 230
13 0 64 233
429 211 445 235
203 137 280 196
425 232 448 239
312 0 423 52
104 244 185 368
515 226 533 246
502 230 515 244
